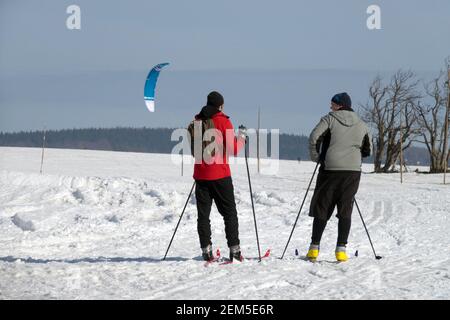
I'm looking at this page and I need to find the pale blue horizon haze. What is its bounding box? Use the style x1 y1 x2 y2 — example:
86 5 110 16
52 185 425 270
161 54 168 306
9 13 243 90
1 0 449 134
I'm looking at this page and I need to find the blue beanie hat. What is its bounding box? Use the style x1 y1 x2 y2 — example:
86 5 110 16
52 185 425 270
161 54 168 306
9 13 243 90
331 92 352 109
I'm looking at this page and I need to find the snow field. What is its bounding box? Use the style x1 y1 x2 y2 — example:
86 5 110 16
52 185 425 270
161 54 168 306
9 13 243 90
0 147 449 299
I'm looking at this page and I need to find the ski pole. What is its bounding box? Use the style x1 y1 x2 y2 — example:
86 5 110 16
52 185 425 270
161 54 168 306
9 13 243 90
40 127 46 174
280 161 319 259
244 136 262 262
163 181 196 260
354 198 383 260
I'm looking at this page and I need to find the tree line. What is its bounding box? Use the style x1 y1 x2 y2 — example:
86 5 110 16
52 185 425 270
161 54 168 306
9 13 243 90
0 126 431 167
0 127 312 161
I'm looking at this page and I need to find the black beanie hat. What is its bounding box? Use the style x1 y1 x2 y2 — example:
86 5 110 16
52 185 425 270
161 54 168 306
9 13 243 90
207 91 224 108
331 92 352 109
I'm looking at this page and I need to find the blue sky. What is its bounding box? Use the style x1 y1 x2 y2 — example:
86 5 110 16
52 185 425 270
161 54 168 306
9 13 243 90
1 0 449 133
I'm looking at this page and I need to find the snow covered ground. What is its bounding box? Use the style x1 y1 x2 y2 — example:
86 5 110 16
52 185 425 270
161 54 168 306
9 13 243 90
0 146 449 299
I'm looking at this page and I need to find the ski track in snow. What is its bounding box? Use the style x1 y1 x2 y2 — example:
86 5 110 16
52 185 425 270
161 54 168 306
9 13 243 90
0 147 449 299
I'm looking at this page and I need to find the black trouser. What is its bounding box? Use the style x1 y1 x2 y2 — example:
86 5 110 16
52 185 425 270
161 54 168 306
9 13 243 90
195 176 240 249
309 169 361 246
311 217 352 246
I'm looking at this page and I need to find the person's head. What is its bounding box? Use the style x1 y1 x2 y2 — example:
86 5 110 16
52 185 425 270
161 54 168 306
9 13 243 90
330 92 352 111
207 91 224 111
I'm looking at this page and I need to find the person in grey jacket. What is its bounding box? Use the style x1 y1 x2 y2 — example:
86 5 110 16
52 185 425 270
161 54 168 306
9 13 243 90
306 92 372 262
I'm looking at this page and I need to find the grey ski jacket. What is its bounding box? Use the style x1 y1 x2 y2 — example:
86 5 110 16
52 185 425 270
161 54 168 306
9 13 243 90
309 109 372 171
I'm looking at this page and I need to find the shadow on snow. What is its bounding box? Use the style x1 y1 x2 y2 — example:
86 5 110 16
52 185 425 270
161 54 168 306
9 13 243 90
0 255 198 264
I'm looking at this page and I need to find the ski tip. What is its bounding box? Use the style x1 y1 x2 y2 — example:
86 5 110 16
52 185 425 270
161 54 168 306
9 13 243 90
204 260 212 267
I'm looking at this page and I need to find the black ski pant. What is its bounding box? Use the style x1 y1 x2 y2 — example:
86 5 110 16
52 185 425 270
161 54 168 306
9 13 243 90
311 216 352 247
195 176 240 249
309 169 361 246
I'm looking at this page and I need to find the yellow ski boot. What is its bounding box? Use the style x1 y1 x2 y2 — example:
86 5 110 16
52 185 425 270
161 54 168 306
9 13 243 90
335 246 348 262
306 244 320 262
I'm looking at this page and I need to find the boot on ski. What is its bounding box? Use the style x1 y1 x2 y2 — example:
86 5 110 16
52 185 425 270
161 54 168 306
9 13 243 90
335 245 348 262
229 245 243 262
306 244 320 261
202 244 215 262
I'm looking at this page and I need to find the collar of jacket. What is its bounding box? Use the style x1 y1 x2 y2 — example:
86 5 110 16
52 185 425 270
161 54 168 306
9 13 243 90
195 105 229 120
195 105 219 120
338 106 354 112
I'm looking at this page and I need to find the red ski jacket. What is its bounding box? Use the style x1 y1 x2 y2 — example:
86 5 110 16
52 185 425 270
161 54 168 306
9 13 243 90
193 111 245 181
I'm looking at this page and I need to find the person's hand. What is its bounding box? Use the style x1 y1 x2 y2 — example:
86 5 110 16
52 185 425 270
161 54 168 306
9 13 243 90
238 125 247 139
310 152 319 163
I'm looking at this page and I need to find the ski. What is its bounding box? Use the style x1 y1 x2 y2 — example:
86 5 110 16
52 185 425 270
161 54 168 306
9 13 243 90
298 255 352 264
219 249 271 265
244 249 271 261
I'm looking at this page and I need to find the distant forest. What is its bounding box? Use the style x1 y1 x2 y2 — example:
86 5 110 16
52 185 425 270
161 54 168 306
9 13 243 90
0 127 430 165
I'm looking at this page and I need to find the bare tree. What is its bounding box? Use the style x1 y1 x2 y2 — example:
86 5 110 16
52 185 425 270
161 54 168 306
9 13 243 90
361 76 388 172
384 71 422 172
414 64 450 173
361 70 421 172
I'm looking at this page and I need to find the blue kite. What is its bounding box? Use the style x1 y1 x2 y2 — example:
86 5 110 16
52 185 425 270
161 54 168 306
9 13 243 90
144 62 169 112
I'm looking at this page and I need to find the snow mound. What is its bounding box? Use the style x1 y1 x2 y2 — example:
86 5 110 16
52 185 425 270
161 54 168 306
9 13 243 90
253 191 286 206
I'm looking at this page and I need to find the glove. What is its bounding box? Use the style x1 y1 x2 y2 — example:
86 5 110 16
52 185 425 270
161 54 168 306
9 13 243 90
238 125 247 139
310 152 319 163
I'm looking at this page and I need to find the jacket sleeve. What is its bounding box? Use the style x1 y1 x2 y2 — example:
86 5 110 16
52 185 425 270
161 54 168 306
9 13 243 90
224 119 245 156
361 129 372 158
309 115 331 163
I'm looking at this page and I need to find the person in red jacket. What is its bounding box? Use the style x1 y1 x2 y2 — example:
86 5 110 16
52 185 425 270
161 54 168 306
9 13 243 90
193 91 246 262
